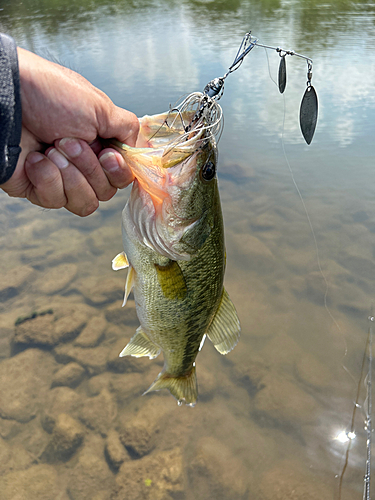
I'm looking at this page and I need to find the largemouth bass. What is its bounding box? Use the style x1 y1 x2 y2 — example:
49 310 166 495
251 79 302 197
111 93 240 406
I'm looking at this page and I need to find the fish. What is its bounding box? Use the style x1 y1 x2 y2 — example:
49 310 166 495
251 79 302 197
111 93 240 406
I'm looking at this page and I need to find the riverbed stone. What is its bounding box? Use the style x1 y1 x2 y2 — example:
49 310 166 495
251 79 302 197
112 448 184 500
51 362 86 388
0 265 35 301
252 459 334 500
0 464 68 500
74 314 107 347
54 344 111 375
187 436 248 500
14 313 56 347
72 275 123 306
105 300 139 327
119 415 156 458
14 305 88 347
80 389 117 436
253 372 319 426
0 349 56 422
105 429 130 471
42 413 84 462
41 386 82 433
67 442 114 500
34 263 78 294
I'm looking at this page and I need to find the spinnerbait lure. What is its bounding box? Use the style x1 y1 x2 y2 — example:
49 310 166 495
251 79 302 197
199 31 318 145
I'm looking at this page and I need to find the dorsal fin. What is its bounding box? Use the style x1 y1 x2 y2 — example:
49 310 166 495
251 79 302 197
206 288 241 354
119 326 161 359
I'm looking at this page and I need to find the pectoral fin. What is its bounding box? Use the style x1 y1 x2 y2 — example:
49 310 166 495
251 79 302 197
143 365 197 406
206 288 241 355
119 326 161 359
154 260 187 300
112 251 129 270
122 265 135 307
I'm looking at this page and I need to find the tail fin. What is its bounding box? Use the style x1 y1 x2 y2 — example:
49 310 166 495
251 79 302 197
143 366 198 407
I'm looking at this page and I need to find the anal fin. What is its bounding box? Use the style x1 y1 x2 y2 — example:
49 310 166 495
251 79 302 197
143 365 197 407
119 326 161 359
206 288 241 355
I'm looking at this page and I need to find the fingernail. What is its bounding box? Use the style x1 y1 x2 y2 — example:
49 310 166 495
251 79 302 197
27 152 45 164
100 152 119 173
58 137 82 158
48 148 69 169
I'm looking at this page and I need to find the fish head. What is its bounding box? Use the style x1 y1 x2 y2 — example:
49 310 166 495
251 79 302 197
113 107 221 261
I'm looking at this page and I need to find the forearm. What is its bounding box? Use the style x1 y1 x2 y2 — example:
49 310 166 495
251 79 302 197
0 34 22 184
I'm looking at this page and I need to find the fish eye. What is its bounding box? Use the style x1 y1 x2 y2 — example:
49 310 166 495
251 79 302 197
201 160 216 182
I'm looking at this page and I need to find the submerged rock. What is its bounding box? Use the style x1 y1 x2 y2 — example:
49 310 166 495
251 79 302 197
14 305 88 348
80 389 117 437
41 386 82 433
0 349 56 423
0 265 35 302
0 464 69 500
105 429 130 471
67 442 114 500
74 315 107 347
105 300 139 327
34 263 78 294
42 413 84 462
119 416 156 459
187 436 248 500
252 459 335 500
54 344 111 375
0 437 34 475
112 448 184 500
72 275 123 306
51 362 86 388
253 372 319 426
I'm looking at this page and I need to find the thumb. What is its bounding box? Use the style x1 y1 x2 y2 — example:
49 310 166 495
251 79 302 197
101 105 140 147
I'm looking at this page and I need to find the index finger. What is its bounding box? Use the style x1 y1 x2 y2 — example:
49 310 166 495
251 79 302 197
56 138 117 201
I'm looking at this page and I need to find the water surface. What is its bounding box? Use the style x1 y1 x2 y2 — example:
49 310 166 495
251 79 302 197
1 0 375 498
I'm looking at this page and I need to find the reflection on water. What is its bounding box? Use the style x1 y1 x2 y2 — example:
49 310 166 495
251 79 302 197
1 0 375 498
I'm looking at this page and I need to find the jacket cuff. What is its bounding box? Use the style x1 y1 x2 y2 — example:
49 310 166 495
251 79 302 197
0 33 22 184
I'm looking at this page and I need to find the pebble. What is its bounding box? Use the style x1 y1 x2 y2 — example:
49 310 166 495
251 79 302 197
41 386 82 434
105 429 130 471
67 441 114 500
33 263 78 294
74 314 107 347
0 464 69 500
113 448 184 500
253 372 319 426
51 362 86 388
105 300 139 327
0 349 56 423
119 415 156 458
187 436 248 500
79 389 117 437
0 265 35 302
54 344 111 375
42 413 84 462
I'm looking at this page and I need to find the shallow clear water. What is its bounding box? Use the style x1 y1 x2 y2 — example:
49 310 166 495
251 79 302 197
1 0 375 498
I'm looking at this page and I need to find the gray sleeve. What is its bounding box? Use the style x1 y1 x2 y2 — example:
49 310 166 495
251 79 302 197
0 33 22 184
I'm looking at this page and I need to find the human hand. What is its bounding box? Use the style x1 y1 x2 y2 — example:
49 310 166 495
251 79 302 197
0 47 139 216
